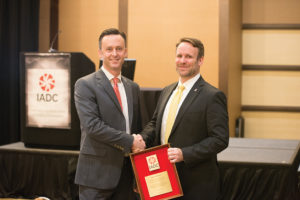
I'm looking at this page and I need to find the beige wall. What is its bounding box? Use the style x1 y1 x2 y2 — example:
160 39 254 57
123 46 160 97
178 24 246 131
54 1 241 136
57 0 220 88
53 0 300 139
58 0 119 69
128 0 220 88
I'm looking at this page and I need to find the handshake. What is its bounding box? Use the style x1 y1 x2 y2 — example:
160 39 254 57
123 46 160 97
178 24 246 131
131 134 146 153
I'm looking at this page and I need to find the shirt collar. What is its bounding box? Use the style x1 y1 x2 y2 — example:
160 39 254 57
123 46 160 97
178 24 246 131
101 66 122 81
178 73 200 91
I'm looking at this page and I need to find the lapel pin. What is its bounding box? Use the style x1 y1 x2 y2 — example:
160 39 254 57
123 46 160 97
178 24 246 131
194 88 198 92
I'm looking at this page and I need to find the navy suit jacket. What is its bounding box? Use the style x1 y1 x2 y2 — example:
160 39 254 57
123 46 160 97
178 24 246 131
141 76 229 200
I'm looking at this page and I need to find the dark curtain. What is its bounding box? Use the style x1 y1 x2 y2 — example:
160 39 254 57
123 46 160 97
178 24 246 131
0 0 39 145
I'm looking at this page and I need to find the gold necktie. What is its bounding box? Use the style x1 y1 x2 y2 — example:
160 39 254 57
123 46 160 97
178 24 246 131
164 85 185 143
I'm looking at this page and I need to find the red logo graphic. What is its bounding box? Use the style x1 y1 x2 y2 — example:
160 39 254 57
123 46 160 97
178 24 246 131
39 73 55 92
148 156 157 165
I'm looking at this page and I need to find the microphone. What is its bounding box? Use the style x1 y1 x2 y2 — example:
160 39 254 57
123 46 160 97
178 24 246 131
48 30 61 52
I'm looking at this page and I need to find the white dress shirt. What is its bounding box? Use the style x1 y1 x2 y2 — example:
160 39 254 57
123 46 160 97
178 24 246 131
102 66 130 134
160 74 200 144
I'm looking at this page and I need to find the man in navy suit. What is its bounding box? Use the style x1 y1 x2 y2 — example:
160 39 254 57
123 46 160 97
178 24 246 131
140 37 229 200
74 28 145 200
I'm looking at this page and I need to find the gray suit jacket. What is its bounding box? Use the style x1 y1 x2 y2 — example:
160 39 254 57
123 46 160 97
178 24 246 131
74 69 141 189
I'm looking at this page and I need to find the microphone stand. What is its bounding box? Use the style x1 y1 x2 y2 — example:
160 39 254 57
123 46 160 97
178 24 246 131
48 30 61 52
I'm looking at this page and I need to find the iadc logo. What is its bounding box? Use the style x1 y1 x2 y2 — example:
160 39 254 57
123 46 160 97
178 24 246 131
39 73 55 92
146 154 160 171
37 73 58 102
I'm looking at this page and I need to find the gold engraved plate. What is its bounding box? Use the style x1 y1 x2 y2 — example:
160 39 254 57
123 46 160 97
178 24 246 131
145 171 173 197
146 154 160 171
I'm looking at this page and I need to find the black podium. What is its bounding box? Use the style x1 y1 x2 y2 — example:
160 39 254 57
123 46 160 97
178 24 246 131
20 52 95 149
99 58 136 80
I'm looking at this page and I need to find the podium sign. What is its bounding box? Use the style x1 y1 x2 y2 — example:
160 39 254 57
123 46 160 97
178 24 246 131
130 144 183 200
20 52 95 149
25 54 71 129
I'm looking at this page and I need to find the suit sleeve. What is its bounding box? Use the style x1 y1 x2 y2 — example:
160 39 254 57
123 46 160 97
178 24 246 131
140 106 158 148
133 84 143 134
140 88 167 148
74 78 133 154
182 91 229 167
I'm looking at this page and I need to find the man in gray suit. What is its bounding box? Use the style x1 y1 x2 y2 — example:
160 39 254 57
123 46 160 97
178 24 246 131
74 28 145 200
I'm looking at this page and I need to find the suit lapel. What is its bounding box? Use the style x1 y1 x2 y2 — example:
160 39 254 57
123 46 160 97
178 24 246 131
95 69 123 113
170 77 204 136
156 83 178 138
122 77 133 127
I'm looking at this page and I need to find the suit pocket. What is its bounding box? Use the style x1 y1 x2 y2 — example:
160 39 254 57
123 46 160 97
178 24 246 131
80 145 107 157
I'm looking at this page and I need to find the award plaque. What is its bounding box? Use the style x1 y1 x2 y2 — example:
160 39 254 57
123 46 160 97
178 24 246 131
130 144 183 200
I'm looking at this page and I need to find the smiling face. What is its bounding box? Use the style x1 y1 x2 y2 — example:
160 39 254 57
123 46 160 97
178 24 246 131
98 34 127 76
175 42 203 83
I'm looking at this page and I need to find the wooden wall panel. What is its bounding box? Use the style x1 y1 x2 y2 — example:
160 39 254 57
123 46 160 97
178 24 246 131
219 0 242 136
128 0 220 88
226 0 242 136
243 30 300 65
39 0 51 52
243 0 300 24
242 71 300 106
242 111 300 139
241 0 300 140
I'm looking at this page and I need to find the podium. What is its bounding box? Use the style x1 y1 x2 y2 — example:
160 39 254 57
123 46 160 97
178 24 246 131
99 58 136 80
19 52 95 149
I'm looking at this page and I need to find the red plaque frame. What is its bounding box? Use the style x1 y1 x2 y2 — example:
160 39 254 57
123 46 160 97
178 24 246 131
130 144 183 200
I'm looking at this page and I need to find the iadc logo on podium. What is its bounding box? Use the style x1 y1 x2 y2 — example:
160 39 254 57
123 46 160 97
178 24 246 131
37 73 58 102
39 73 55 91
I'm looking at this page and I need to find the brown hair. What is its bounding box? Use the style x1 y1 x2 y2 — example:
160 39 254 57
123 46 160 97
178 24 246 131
98 28 126 49
176 37 204 60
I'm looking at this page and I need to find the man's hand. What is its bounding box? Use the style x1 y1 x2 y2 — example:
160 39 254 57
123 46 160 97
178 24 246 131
168 148 183 163
132 134 145 153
